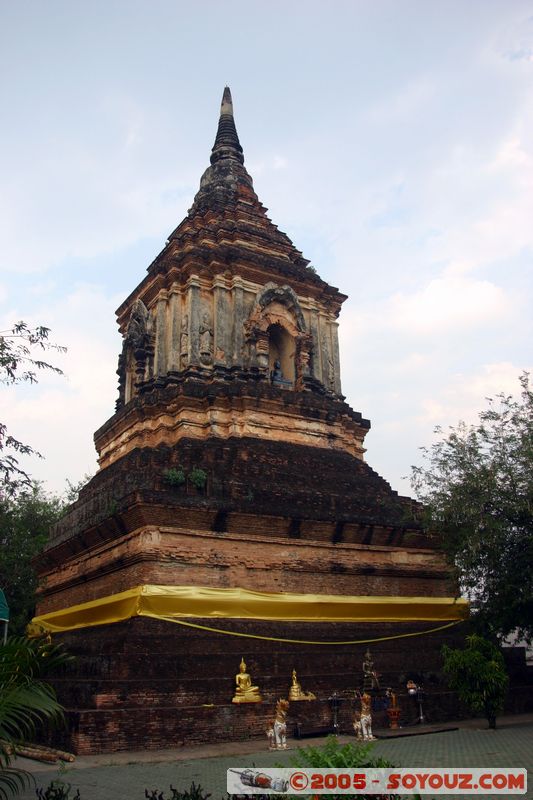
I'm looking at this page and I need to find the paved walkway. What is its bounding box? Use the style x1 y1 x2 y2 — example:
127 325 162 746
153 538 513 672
13 714 532 800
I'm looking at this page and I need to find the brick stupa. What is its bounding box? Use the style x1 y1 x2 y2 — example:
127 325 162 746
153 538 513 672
35 88 464 754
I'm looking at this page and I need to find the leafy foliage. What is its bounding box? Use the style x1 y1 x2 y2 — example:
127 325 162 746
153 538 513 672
145 784 210 800
0 483 66 635
0 636 72 799
0 769 30 800
163 467 186 488
410 373 533 642
0 323 65 496
36 780 80 799
442 634 509 729
289 736 398 800
189 468 207 491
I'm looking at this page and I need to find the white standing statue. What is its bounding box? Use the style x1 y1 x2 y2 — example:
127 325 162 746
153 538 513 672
268 699 290 750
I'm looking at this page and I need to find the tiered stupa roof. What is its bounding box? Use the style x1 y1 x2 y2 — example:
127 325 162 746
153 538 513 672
118 88 340 324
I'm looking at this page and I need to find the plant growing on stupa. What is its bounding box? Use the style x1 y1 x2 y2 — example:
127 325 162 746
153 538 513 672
189 468 207 491
163 467 186 488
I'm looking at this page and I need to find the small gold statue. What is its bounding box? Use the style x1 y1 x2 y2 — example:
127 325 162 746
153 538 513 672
232 657 262 703
288 668 316 701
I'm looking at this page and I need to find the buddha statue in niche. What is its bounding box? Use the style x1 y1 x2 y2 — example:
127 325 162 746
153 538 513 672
232 657 262 703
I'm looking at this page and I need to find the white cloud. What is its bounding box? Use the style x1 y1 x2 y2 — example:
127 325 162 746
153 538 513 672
384 276 511 334
416 361 531 428
1 284 120 492
1 0 532 502
424 125 533 276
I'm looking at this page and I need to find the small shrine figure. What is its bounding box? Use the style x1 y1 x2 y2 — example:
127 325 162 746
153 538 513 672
232 658 262 703
288 668 316 701
270 360 292 387
355 690 375 740
270 359 286 384
268 698 290 750
362 648 380 691
386 687 401 730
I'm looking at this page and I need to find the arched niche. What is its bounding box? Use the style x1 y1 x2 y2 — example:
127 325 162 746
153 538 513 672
257 284 306 332
244 284 312 389
268 323 295 385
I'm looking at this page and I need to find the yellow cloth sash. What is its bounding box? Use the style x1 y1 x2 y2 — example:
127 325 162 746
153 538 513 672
30 585 469 634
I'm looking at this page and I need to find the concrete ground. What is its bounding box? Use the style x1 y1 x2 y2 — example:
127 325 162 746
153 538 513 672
12 714 532 800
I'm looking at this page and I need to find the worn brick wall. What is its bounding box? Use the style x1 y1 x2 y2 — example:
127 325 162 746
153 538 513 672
38 524 451 613
44 437 432 553
45 616 474 754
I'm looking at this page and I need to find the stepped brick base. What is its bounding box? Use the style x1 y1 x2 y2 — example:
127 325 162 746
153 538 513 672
48 616 469 754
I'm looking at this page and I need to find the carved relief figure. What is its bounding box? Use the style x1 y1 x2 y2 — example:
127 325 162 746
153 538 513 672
327 352 335 389
121 299 153 404
126 299 150 352
199 311 213 365
180 313 189 368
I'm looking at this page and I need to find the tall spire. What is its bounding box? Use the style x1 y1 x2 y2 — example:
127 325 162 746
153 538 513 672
210 86 244 164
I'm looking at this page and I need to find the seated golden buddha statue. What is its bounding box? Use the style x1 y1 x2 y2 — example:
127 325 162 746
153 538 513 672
232 658 262 703
288 668 316 701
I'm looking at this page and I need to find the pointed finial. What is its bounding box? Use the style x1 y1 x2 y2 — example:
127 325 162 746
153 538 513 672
220 86 233 116
211 86 244 165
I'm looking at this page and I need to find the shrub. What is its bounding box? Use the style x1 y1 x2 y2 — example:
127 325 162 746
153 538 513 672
189 468 207 491
442 634 509 729
145 783 210 800
289 736 400 800
163 467 186 488
36 780 80 799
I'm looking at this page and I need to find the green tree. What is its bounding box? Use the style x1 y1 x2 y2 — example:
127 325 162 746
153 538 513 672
410 373 533 642
0 484 66 635
0 322 65 496
0 635 71 799
442 634 509 729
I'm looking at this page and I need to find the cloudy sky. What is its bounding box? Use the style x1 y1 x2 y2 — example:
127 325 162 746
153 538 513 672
1 0 532 499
